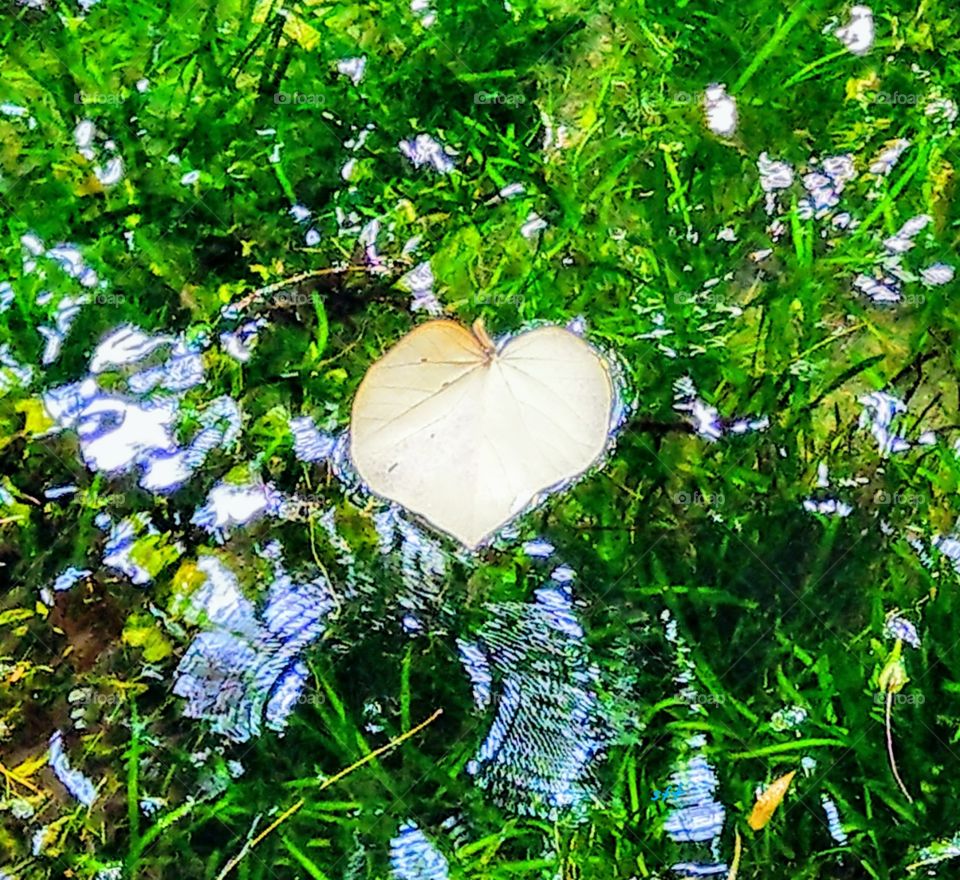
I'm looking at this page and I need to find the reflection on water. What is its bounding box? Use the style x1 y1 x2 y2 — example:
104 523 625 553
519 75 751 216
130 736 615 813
172 555 335 743
458 573 608 818
389 822 450 880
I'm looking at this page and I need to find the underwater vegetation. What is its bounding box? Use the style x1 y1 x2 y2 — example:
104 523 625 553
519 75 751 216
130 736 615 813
2 0 960 878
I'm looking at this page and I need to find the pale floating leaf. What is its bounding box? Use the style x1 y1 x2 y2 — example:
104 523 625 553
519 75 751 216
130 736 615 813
350 319 614 549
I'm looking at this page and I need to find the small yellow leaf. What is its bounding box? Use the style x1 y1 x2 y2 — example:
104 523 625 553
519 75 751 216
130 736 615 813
845 71 880 101
251 0 271 24
283 17 321 51
122 613 173 662
15 398 55 436
0 607 34 627
748 770 796 830
11 751 48 779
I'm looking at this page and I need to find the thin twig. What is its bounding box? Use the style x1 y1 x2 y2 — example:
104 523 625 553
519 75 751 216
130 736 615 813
726 828 742 880
885 690 914 803
0 761 44 795
215 709 443 880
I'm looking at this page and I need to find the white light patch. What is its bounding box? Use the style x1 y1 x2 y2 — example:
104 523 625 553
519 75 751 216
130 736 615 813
398 261 442 315
337 56 366 85
289 416 336 462
48 731 98 807
869 139 910 175
854 272 901 304
95 156 124 187
191 477 283 537
703 84 737 137
220 319 266 363
390 822 450 880
836 5 874 55
411 0 436 27
926 97 958 125
802 498 853 517
44 326 239 494
858 391 910 456
520 212 548 239
884 214 931 254
399 134 456 173
921 263 955 286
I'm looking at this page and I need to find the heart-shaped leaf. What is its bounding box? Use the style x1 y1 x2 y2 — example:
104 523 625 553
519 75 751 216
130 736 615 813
350 319 615 548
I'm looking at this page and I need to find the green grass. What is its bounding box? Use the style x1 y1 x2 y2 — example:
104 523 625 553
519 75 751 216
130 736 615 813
2 0 960 878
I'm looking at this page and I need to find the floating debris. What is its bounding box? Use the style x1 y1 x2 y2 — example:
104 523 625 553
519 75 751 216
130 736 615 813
835 5 874 55
457 577 607 818
173 556 335 742
703 84 737 137
389 822 450 880
48 731 98 807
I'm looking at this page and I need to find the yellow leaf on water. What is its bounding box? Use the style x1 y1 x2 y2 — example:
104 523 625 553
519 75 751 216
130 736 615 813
0 607 34 627
11 751 48 780
15 398 55 436
748 770 796 830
